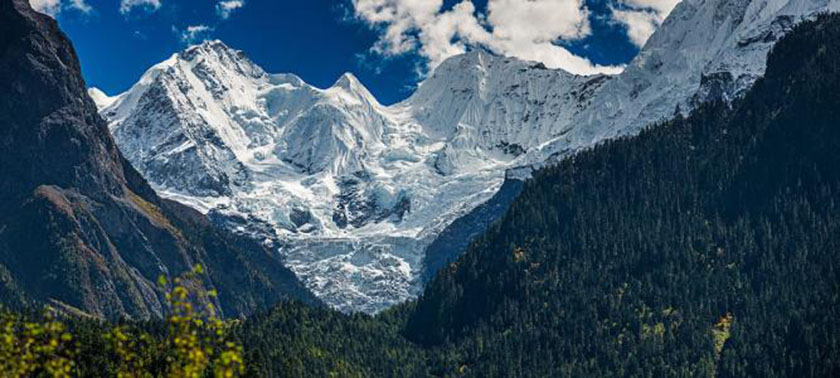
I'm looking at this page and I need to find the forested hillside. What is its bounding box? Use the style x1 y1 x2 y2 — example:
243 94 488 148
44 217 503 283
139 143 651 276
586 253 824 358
233 14 840 377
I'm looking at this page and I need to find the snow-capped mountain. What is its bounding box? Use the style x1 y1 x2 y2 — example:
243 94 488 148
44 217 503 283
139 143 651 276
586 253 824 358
94 0 839 313
519 0 840 168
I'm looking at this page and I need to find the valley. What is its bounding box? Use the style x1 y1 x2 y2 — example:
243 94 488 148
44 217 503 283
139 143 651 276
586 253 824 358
1 0 839 376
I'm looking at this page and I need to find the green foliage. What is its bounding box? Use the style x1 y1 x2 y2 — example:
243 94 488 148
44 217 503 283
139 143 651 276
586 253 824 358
232 302 431 377
711 312 733 360
0 309 76 377
160 267 244 378
0 266 245 377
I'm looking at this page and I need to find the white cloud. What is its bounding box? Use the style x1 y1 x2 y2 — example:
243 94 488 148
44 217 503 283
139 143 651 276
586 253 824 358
611 8 659 47
216 0 245 19
120 0 161 15
351 0 624 76
487 0 591 42
484 0 623 75
69 0 92 13
30 0 62 16
177 24 215 44
611 0 681 48
621 0 680 15
29 0 92 17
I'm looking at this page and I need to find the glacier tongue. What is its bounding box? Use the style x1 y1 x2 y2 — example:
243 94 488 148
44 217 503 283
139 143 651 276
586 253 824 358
97 0 839 313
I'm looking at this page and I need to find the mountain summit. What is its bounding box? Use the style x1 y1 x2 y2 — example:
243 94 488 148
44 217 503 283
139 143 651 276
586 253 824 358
97 0 839 313
0 0 316 319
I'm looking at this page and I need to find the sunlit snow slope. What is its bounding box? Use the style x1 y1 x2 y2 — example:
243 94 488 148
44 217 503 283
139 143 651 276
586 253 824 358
94 0 839 313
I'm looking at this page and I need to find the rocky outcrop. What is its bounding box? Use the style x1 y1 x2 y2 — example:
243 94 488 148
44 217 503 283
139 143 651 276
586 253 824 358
0 0 317 319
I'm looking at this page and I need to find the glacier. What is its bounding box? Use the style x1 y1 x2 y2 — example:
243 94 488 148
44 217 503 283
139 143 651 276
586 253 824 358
93 0 840 313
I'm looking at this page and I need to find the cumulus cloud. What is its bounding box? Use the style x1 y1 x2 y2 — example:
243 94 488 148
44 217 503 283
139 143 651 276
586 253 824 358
351 0 624 76
611 8 659 47
29 0 92 17
622 0 681 14
611 0 681 48
69 0 92 13
216 0 245 19
177 24 215 44
120 0 161 15
29 0 61 16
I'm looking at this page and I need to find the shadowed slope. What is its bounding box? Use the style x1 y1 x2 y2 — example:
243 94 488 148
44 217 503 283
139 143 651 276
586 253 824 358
0 0 318 319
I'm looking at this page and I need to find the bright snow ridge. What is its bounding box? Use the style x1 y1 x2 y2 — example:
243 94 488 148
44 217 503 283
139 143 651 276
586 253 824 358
95 0 840 313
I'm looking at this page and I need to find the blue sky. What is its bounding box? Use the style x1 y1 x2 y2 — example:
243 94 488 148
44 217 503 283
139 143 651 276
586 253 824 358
41 0 677 105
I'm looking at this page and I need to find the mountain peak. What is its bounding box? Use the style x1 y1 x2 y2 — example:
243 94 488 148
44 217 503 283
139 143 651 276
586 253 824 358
0 0 319 318
97 0 840 314
178 39 262 74
177 39 266 83
182 39 232 58
329 72 378 105
416 48 554 96
450 48 495 63
433 49 493 75
88 87 115 108
333 72 361 90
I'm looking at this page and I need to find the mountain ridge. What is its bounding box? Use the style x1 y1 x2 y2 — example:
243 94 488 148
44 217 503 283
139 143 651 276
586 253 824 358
95 0 840 313
229 13 840 376
0 0 318 319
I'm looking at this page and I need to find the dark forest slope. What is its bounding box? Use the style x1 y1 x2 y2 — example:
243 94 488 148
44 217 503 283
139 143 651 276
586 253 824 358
405 12 840 377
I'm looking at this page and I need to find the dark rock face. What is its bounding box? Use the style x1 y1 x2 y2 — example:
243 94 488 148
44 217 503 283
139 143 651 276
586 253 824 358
694 71 737 104
421 178 524 282
110 67 239 198
0 0 125 208
332 172 411 230
0 0 318 319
